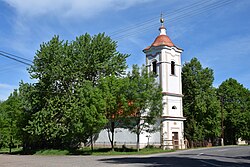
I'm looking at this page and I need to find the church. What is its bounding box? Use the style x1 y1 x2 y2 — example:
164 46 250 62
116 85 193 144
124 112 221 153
95 17 186 150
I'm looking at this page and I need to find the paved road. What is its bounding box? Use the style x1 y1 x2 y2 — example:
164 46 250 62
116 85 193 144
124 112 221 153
0 146 249 167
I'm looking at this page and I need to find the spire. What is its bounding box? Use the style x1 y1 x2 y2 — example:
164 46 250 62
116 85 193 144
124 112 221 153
143 13 177 51
159 13 167 35
160 12 164 26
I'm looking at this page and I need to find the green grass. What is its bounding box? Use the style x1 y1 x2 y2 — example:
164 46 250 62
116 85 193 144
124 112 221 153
33 147 174 156
0 147 22 154
92 147 174 155
0 147 174 155
34 149 70 155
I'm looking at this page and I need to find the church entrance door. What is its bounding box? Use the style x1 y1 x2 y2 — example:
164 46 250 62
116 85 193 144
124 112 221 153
172 132 179 149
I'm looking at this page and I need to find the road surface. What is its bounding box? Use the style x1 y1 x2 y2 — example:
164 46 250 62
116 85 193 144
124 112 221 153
0 146 249 166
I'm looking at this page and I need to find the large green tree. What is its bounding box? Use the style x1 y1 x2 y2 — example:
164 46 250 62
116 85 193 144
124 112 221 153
98 65 162 152
20 33 128 149
217 78 250 145
125 65 162 152
98 75 128 151
182 58 221 147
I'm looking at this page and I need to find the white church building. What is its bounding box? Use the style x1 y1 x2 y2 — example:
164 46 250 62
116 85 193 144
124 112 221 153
95 17 186 149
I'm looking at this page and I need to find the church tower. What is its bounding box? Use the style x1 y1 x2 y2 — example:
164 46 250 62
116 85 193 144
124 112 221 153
143 16 186 149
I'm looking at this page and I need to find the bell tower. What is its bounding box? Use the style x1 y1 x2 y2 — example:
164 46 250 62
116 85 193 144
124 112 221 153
143 16 186 149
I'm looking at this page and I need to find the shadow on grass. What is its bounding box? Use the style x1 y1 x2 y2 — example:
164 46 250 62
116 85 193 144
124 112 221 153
68 147 137 155
0 147 137 155
0 149 36 155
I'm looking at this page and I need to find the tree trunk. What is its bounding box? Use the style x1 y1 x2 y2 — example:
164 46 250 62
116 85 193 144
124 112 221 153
190 140 194 148
136 132 140 152
107 121 116 151
90 134 94 151
111 121 115 151
136 122 140 152
9 136 12 154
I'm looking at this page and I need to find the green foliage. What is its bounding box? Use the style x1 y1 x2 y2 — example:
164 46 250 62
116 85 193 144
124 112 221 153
98 75 129 151
0 147 173 155
98 75 128 121
0 90 22 151
124 65 163 151
18 33 128 150
97 65 162 151
30 34 128 85
182 58 221 145
34 149 70 155
217 78 250 144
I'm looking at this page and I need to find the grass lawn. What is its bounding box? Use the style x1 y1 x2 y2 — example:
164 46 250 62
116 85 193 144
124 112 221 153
35 147 175 155
0 147 22 154
0 147 174 156
90 147 174 155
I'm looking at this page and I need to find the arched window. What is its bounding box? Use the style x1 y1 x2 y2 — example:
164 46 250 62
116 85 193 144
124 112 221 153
171 61 175 75
172 106 177 109
152 61 157 74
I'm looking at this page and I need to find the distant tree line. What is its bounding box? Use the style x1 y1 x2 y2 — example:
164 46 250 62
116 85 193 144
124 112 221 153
0 33 162 152
182 58 250 147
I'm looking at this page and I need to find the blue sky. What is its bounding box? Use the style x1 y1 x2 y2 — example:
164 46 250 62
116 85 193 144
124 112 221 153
0 0 250 100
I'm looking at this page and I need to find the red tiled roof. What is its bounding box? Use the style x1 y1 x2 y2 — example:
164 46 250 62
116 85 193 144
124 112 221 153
144 34 175 51
110 101 139 119
152 35 174 47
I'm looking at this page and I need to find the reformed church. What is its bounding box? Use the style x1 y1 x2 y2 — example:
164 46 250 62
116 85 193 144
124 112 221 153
96 17 186 149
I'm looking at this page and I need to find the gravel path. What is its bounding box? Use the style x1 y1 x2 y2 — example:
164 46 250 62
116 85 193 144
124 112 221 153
0 155 111 167
0 154 146 167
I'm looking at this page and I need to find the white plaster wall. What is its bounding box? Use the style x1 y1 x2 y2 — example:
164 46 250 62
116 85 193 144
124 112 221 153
167 96 183 117
166 52 181 94
147 53 161 84
140 131 161 148
168 75 180 94
171 121 185 149
163 96 183 117
162 120 185 149
95 127 161 148
162 95 168 116
95 128 137 145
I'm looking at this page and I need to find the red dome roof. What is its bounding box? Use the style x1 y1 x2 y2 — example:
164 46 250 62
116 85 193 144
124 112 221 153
144 34 175 51
152 35 174 47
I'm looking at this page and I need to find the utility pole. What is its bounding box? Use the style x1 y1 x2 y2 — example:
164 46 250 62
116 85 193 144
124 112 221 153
220 96 224 146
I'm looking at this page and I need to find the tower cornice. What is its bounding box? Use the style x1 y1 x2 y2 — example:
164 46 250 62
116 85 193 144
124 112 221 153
143 45 183 54
162 92 184 97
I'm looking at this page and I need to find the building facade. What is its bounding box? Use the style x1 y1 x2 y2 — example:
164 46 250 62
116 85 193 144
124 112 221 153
95 17 185 149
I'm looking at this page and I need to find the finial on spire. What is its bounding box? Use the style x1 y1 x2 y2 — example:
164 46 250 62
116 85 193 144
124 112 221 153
160 12 164 26
159 12 166 35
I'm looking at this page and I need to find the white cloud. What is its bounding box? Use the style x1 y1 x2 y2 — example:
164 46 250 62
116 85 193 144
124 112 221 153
4 0 153 19
0 83 17 101
0 83 15 89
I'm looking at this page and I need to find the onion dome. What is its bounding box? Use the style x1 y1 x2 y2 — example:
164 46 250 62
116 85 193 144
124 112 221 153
143 16 175 51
